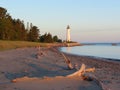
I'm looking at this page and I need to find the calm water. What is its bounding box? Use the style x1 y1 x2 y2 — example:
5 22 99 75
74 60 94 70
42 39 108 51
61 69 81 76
60 44 120 60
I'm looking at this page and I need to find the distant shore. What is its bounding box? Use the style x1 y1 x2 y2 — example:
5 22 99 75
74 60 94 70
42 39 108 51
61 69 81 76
0 47 120 90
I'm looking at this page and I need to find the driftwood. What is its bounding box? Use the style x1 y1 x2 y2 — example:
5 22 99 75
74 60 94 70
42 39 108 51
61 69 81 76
37 47 105 89
49 47 74 70
67 63 95 77
61 53 74 70
36 46 46 59
11 76 37 83
67 63 86 77
66 64 106 89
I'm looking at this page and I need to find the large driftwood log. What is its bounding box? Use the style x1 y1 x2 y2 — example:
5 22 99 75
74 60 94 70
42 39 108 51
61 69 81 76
67 63 95 77
67 63 86 77
85 67 95 72
82 73 106 90
49 47 74 70
66 64 106 89
61 53 74 70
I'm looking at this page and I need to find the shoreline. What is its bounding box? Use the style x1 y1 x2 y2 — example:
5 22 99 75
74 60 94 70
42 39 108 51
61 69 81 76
62 51 120 90
59 45 120 61
61 51 120 63
57 46 120 90
0 47 120 90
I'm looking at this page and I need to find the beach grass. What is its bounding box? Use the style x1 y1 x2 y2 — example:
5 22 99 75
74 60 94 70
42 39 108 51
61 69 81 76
0 40 49 51
0 40 80 51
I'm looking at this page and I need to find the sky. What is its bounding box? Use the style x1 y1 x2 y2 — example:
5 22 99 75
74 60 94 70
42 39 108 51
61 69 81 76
0 0 120 43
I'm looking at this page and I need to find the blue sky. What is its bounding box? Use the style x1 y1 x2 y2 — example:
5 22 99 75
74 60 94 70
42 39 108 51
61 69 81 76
0 0 120 42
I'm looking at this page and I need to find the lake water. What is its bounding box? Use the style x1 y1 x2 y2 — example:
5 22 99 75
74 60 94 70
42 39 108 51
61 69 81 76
60 43 120 60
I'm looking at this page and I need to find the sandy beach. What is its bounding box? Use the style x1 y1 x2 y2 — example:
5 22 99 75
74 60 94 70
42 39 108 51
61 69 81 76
0 47 120 90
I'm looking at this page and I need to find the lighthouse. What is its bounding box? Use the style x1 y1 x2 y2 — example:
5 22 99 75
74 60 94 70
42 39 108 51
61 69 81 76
66 25 71 42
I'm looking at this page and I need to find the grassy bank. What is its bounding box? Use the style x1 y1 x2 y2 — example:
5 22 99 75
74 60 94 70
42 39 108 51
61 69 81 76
0 40 48 51
0 40 80 51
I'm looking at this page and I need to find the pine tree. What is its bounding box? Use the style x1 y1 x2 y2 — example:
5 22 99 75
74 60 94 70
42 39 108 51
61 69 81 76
0 7 39 41
53 35 58 42
28 26 39 42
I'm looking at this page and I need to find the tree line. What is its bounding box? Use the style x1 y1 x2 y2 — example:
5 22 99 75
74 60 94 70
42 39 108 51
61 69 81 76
40 33 62 43
0 7 62 43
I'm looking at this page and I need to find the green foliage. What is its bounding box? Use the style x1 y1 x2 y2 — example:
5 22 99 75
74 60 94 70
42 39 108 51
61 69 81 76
45 33 53 43
39 33 62 43
53 35 62 43
40 33 53 43
0 7 62 43
53 35 58 42
0 7 13 40
28 26 39 42
57 39 62 43
0 7 7 19
12 19 27 40
0 7 40 42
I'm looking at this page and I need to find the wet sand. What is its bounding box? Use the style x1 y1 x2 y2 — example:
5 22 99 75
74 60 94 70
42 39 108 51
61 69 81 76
0 47 120 90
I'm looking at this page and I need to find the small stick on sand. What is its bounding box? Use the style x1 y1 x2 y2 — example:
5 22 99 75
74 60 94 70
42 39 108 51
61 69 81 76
36 46 45 59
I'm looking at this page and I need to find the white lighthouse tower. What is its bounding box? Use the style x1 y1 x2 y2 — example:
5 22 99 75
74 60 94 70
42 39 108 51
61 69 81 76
66 25 71 42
